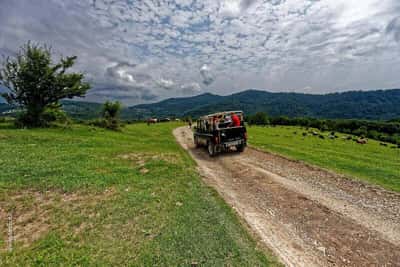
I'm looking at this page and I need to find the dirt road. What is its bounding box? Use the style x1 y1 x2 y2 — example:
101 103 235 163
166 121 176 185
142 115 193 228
174 127 400 267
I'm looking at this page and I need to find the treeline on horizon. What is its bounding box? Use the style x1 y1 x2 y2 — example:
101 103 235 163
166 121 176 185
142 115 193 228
246 112 400 146
2 101 400 145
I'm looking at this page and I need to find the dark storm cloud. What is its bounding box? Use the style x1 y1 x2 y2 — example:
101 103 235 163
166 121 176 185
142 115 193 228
106 62 137 79
267 0 285 6
241 0 259 9
200 65 215 86
87 85 158 102
386 17 400 42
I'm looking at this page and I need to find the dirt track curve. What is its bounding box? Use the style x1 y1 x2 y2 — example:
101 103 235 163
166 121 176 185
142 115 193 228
174 126 400 267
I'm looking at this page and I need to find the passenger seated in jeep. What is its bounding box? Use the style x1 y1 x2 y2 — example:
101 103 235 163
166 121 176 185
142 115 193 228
212 116 219 130
218 115 230 128
230 112 241 127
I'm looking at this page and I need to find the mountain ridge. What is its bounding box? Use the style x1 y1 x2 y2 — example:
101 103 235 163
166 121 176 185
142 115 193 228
1 88 400 120
129 88 400 120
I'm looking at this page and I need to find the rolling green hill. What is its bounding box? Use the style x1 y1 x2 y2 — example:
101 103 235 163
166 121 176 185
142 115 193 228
131 89 400 120
61 100 103 120
0 101 103 120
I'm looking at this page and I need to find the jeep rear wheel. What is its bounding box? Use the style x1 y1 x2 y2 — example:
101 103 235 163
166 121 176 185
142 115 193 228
194 136 200 148
236 144 245 152
208 142 216 157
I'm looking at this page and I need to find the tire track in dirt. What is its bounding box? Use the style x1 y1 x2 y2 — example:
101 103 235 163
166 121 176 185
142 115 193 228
174 127 400 267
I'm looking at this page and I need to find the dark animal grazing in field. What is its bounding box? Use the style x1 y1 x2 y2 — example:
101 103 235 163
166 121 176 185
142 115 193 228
346 136 353 140
356 138 368 144
147 118 158 125
380 143 388 147
302 132 307 137
319 134 325 139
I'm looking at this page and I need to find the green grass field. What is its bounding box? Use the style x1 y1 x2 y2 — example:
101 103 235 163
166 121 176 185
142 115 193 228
248 126 400 192
0 122 278 266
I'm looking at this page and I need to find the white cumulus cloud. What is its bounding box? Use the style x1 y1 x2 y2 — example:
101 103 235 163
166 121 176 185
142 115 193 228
157 78 175 90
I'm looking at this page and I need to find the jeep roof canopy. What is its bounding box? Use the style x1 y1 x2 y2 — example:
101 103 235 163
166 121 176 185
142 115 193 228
197 111 244 132
199 111 243 120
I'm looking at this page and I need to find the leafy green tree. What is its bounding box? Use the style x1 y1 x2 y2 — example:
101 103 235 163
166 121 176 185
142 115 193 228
0 42 90 127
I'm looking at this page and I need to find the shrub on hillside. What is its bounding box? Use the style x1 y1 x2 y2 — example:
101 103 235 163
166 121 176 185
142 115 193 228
247 112 270 125
102 101 121 130
87 101 122 130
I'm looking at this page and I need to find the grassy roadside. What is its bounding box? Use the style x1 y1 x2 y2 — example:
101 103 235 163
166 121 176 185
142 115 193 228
248 125 400 192
0 122 279 266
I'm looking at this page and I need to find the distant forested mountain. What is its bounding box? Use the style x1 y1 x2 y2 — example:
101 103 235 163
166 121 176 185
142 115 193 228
129 89 400 120
60 100 103 120
0 101 104 119
1 89 400 120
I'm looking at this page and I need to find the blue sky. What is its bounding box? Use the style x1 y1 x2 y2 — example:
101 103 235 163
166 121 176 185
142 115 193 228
1 0 400 104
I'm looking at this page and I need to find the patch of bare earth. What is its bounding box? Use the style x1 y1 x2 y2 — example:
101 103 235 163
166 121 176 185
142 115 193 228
118 152 180 165
119 152 181 174
0 188 115 251
174 126 400 267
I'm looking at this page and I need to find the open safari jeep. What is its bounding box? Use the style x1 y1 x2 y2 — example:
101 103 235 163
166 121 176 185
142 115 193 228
193 111 247 156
